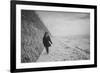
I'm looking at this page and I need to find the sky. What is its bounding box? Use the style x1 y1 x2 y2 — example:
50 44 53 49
36 10 90 37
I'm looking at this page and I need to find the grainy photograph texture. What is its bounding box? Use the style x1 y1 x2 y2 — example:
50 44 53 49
21 10 90 63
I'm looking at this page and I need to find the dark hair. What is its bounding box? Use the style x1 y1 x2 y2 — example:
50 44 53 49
44 32 49 36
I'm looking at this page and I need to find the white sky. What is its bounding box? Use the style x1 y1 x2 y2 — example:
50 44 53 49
36 11 90 37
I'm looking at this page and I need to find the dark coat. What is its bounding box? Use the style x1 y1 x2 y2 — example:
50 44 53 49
43 35 52 47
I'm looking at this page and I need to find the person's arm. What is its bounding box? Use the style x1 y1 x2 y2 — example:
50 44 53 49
48 36 52 44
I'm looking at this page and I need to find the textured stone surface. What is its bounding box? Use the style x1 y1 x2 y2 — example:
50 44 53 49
21 10 49 63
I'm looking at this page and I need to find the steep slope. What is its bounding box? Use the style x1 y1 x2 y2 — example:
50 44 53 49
21 10 49 63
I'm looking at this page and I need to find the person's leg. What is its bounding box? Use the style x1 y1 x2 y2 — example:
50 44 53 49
47 47 49 54
46 47 49 54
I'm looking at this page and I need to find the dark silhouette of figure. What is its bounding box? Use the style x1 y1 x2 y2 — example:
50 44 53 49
43 32 52 54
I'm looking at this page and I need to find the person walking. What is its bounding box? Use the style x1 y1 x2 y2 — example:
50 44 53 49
43 32 52 54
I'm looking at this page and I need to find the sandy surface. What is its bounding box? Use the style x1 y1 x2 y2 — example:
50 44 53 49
37 37 90 62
